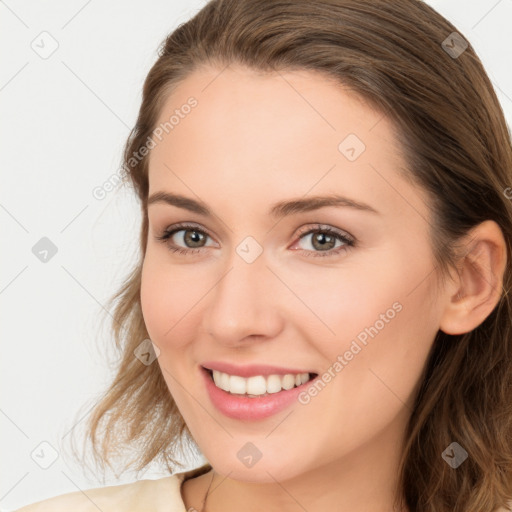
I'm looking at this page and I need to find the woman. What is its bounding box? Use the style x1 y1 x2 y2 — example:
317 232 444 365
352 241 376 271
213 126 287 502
16 0 512 510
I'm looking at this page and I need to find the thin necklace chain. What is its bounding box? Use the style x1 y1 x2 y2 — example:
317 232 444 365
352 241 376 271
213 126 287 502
199 469 215 512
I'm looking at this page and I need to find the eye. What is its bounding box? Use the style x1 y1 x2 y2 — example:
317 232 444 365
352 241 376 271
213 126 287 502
154 222 355 258
154 222 215 256
291 224 355 258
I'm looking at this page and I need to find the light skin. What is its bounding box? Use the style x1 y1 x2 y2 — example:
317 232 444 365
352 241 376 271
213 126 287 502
140 64 507 512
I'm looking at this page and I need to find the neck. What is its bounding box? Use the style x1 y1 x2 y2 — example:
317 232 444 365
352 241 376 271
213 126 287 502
200 410 409 512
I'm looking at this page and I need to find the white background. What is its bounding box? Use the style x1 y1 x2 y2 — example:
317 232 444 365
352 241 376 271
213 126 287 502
1 1 511 510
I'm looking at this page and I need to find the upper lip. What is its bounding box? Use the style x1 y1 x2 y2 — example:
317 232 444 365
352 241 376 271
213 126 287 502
201 361 318 378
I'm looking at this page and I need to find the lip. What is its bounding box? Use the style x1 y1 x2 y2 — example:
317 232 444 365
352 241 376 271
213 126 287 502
201 360 317 378
200 365 319 421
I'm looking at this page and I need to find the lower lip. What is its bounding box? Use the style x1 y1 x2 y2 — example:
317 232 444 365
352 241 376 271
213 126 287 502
201 366 317 421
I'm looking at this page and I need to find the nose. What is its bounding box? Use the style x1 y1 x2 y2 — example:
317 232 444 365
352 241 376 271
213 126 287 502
202 252 284 346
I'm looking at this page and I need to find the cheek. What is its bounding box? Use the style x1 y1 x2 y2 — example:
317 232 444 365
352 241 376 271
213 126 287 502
140 256 180 343
300 239 438 351
140 253 210 350
140 256 166 341
140 256 211 419
298 243 439 410
289 261 438 461
277 251 413 346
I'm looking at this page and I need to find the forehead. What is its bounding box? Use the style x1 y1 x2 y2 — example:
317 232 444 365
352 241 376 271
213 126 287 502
147 65 429 222
151 65 397 160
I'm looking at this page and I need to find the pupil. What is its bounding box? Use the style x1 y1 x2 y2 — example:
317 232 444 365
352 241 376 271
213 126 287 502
314 233 334 249
187 230 203 247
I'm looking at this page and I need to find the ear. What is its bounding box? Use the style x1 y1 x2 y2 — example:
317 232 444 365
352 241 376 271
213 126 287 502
439 220 507 335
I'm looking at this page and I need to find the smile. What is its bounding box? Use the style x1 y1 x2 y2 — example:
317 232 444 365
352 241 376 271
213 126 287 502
201 366 320 421
208 368 315 397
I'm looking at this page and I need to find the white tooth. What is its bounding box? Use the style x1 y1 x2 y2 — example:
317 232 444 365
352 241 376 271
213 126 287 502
282 374 295 390
211 370 311 395
246 375 267 395
229 375 247 394
266 375 283 394
220 372 230 392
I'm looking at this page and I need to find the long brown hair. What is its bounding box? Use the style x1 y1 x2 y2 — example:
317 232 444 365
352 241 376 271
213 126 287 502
71 1 512 509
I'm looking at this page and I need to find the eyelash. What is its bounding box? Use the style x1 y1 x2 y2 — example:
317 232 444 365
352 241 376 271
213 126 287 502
155 222 355 258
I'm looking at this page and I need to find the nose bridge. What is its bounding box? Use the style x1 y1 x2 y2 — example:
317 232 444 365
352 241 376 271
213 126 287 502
203 243 283 343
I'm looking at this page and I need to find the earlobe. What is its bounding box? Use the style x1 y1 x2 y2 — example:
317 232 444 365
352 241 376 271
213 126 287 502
439 220 507 335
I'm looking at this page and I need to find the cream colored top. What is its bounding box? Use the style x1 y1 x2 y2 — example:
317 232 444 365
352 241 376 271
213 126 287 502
13 462 512 512
13 463 213 512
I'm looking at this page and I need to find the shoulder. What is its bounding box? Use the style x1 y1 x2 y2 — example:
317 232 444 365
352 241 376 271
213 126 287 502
12 469 197 512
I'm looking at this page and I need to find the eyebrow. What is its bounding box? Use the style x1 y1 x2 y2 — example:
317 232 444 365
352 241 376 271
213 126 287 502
147 191 379 217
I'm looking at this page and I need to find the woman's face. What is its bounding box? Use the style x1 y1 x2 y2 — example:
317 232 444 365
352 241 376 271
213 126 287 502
141 65 446 482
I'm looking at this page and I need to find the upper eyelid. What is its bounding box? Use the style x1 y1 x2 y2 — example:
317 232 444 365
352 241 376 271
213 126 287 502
165 222 214 239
